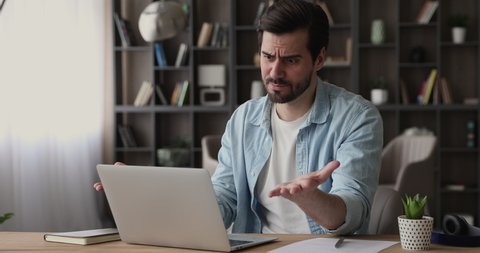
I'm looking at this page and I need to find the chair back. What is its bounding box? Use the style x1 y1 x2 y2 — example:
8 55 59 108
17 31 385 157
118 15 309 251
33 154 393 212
368 186 403 234
201 135 221 176
379 135 436 184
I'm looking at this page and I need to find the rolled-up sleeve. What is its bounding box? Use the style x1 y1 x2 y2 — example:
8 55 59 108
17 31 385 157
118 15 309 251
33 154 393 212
328 101 383 234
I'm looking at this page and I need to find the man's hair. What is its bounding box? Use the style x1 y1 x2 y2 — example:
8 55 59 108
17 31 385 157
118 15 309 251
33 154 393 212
256 0 329 61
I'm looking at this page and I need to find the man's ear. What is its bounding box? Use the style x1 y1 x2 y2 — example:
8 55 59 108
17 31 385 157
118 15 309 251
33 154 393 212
314 47 326 71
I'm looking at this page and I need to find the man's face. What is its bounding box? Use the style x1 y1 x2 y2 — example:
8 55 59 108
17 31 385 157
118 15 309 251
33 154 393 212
260 30 323 103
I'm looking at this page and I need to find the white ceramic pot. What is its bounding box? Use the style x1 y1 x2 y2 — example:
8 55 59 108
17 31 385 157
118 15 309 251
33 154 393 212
452 27 466 44
370 89 388 105
398 215 434 250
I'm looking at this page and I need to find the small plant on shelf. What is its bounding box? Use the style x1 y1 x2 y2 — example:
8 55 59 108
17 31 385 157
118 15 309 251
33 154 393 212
449 14 469 44
369 76 388 105
369 76 387 90
402 193 427 219
448 14 469 28
0 212 14 225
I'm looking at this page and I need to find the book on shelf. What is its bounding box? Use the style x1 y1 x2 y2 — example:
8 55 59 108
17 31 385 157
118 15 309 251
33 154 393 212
440 77 453 104
170 81 182 105
133 81 154 107
177 80 189 106
155 84 168 105
154 42 167 67
316 1 334 25
220 23 229 48
174 43 189 67
399 79 410 105
170 80 189 106
197 22 213 48
417 80 427 104
432 78 440 105
422 68 437 105
416 0 439 24
44 228 120 245
210 22 221 47
118 125 137 147
113 13 133 47
345 37 352 63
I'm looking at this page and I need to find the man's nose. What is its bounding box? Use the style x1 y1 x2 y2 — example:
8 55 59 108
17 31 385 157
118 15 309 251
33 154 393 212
269 60 285 80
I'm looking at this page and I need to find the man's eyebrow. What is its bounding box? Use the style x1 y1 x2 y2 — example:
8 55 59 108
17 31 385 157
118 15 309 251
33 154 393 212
261 51 302 59
261 51 274 56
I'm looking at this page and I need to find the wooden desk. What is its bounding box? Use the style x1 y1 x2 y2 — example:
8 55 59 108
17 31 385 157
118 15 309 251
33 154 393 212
0 232 478 252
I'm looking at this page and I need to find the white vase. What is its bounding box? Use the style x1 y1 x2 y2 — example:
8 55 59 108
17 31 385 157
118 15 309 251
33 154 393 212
398 215 434 250
370 89 388 105
251 80 265 98
371 19 385 45
452 27 466 44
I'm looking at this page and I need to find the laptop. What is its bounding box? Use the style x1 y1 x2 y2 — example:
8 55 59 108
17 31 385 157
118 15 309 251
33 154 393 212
96 164 277 252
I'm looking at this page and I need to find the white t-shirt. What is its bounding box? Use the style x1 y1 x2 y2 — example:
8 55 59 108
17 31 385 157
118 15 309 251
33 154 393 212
256 105 311 233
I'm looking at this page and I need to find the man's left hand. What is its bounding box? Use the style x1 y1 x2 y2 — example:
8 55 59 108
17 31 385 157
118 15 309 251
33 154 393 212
268 160 340 200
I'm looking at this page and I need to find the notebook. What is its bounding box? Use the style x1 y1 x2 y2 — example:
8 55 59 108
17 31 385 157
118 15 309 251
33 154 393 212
96 164 277 252
44 228 120 245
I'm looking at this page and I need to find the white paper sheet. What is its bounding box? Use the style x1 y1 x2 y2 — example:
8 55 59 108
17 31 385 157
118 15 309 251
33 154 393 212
268 238 398 253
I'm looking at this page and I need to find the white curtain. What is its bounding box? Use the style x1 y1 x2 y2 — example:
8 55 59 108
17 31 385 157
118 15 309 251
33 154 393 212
0 0 107 231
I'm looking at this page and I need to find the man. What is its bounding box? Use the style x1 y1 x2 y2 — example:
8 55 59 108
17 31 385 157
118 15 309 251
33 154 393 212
95 0 382 235
210 0 382 235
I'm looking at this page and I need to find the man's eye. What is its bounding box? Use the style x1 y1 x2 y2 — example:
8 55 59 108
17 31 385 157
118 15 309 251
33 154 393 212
286 58 298 64
263 54 274 61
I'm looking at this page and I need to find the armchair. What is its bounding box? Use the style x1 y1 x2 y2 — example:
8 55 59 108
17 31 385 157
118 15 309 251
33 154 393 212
379 134 437 217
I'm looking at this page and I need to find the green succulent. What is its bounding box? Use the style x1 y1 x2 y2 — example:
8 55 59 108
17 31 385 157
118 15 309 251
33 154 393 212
369 76 387 90
449 14 469 28
402 194 427 219
0 212 14 224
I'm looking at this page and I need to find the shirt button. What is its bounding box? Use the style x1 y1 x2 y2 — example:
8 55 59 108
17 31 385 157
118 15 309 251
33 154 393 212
251 172 255 176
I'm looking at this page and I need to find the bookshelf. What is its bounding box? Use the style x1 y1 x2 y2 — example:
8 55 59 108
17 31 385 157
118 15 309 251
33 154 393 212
113 0 480 227
356 0 480 227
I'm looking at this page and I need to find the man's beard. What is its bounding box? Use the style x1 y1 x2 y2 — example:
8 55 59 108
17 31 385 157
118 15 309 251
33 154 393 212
264 74 312 103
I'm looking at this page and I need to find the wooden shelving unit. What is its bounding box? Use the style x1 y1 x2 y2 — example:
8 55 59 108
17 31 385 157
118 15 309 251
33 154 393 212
113 0 480 226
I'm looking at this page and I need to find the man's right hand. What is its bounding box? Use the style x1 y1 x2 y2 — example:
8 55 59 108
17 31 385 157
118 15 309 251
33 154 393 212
93 162 125 191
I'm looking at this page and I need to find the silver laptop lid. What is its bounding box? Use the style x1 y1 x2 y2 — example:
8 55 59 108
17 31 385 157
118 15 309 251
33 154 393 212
97 164 231 251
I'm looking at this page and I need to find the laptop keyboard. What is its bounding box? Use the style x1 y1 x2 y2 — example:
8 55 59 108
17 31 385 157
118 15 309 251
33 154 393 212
229 239 253 247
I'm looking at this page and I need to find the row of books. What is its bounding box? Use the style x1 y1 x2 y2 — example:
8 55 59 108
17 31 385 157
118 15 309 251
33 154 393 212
118 125 137 148
196 22 229 48
170 80 190 106
113 13 134 47
154 42 189 67
405 68 453 105
133 80 190 107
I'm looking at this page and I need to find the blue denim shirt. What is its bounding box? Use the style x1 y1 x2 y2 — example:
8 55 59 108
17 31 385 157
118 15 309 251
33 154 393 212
211 79 383 235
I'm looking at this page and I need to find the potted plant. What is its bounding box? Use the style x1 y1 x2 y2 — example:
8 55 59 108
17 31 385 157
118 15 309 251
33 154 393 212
157 137 191 167
398 194 434 250
0 212 14 225
449 14 468 44
369 76 388 105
